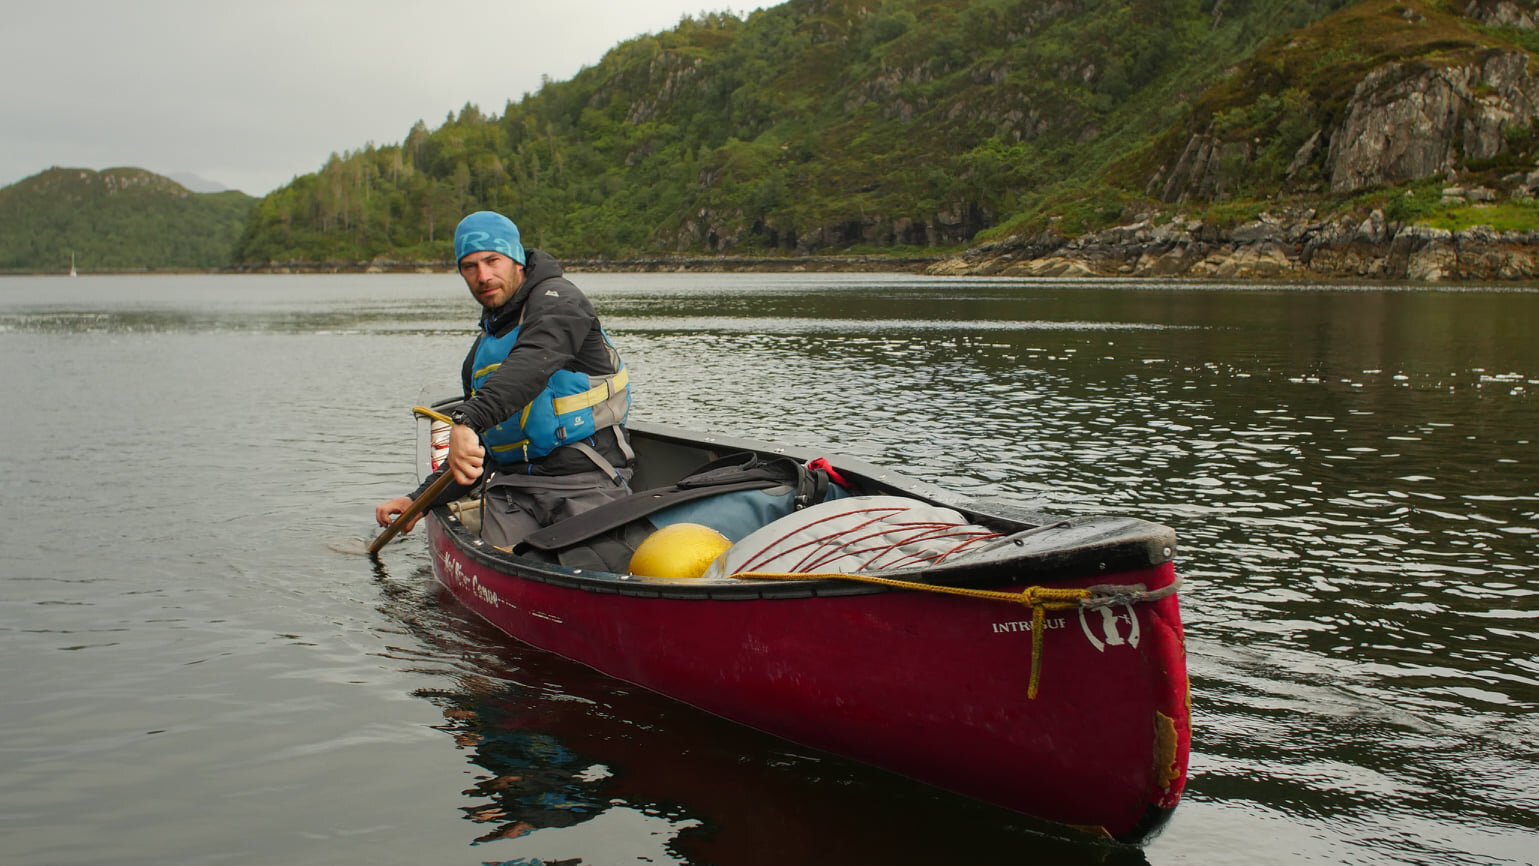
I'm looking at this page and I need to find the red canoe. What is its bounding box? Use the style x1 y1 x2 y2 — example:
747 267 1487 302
415 419 1190 844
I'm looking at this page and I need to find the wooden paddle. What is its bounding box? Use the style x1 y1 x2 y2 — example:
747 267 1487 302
369 470 458 554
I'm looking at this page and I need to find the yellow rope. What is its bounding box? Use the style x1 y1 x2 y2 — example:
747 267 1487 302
412 405 453 424
728 571 1093 699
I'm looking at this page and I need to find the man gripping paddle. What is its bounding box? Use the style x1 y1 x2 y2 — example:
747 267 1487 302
374 210 633 550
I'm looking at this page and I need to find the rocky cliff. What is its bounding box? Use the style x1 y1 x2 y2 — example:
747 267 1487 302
1324 51 1536 194
1153 48 1539 203
936 2 1539 281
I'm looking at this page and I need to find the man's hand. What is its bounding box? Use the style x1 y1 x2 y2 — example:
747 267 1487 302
375 495 423 532
447 422 486 486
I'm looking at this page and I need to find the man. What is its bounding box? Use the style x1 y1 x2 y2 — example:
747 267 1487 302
374 210 633 551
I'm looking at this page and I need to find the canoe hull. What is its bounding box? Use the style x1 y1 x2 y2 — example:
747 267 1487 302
427 516 1188 842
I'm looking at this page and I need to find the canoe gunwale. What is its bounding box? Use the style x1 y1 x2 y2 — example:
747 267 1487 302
435 506 1177 601
427 419 1179 601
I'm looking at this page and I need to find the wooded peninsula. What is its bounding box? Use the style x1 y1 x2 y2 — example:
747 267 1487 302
5 0 1539 280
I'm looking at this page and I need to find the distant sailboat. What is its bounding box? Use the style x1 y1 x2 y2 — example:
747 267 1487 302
69 251 77 277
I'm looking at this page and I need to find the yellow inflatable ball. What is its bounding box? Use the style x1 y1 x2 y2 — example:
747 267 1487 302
628 523 732 579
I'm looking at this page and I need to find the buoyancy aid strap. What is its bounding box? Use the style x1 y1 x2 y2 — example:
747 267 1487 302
612 425 635 464
552 368 629 416
486 384 629 467
566 440 625 486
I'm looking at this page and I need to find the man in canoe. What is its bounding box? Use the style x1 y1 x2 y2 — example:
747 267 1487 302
374 210 633 551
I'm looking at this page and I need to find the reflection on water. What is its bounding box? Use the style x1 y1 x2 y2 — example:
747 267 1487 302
373 562 1150 865
1 273 1535 864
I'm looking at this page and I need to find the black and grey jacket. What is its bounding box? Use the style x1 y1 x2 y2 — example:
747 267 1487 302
410 250 630 501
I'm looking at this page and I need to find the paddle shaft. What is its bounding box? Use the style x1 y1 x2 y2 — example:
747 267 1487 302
369 470 458 554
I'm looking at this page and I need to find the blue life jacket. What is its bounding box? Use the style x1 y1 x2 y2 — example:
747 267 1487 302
470 325 630 465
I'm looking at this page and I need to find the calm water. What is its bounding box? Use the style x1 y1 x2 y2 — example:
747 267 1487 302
1 272 1535 865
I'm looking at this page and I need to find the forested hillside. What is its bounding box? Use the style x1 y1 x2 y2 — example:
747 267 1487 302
8 0 1533 273
235 0 1379 265
0 168 255 272
228 0 1539 269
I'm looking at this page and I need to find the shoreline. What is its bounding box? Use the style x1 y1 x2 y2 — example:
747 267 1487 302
222 255 943 276
8 215 1539 281
930 212 1539 282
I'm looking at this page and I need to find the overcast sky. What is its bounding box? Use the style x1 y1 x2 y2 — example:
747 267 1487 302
0 0 777 196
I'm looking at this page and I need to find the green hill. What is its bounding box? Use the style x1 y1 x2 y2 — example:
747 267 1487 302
233 0 1381 265
0 167 255 273
7 0 1535 272
1040 0 1539 236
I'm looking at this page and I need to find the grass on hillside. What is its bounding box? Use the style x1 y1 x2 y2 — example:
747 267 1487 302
1420 199 1539 232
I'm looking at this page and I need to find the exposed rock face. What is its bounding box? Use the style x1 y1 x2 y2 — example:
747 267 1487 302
1328 52 1539 193
1090 44 1539 280
1159 135 1254 202
1463 0 1536 29
929 208 1539 281
623 52 704 125
1160 50 1539 203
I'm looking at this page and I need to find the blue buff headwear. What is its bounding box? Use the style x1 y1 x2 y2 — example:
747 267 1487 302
454 211 525 264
